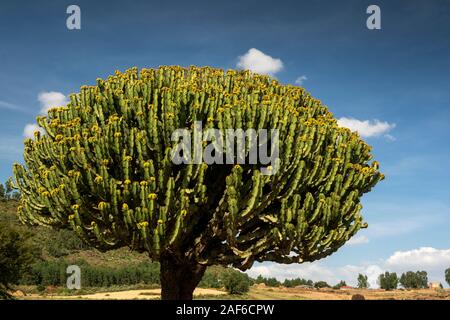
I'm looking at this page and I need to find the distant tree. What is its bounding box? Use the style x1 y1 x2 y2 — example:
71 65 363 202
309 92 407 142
283 279 292 287
378 272 398 290
0 179 20 201
400 271 428 289
399 272 410 289
314 281 330 289
0 223 37 299
445 268 450 287
357 273 369 289
333 280 347 289
5 178 20 200
255 275 265 284
416 271 428 288
5 179 13 194
0 184 5 201
9 191 21 201
283 277 313 288
265 277 281 287
253 275 281 287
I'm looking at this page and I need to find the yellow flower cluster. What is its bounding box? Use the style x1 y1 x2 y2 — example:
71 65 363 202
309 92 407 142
98 202 108 210
137 221 149 229
94 176 103 183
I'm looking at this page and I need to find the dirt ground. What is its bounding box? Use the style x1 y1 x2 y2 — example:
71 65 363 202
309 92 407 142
18 285 450 300
247 284 450 300
23 288 227 300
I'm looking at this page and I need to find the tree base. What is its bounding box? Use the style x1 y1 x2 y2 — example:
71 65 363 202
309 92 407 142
160 253 206 300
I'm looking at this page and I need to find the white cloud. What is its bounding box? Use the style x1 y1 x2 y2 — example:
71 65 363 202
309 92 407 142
337 117 395 138
383 247 450 284
338 264 383 288
23 123 44 139
38 91 69 113
247 261 380 287
0 100 20 110
364 265 385 288
247 247 450 288
294 75 307 85
0 100 28 113
386 247 450 270
247 200 450 287
247 262 335 284
21 91 68 140
347 235 369 246
236 48 283 76
384 134 396 142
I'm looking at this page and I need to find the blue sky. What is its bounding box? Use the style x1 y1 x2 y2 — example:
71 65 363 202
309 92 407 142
1 0 450 287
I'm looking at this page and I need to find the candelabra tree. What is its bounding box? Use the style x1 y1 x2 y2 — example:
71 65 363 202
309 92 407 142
13 66 384 299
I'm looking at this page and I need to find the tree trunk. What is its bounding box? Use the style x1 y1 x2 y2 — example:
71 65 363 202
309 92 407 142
159 253 206 300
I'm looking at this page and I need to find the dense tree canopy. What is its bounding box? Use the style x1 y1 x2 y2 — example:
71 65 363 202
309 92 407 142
399 271 428 289
357 273 369 289
445 268 450 287
379 272 398 291
13 66 383 299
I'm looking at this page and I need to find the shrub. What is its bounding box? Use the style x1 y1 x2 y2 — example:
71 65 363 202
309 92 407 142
36 284 46 292
223 270 251 295
314 281 330 289
0 222 37 299
199 268 223 288
46 229 87 257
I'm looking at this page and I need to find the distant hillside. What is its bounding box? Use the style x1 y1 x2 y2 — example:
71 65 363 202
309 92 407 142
0 200 231 291
0 200 153 266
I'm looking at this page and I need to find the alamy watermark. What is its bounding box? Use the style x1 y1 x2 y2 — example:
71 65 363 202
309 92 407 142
66 265 81 290
366 5 381 30
66 5 81 30
171 121 280 175
64 4 382 32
